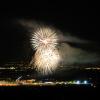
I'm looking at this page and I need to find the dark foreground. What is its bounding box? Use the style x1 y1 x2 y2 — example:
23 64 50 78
0 85 99 99
0 65 100 99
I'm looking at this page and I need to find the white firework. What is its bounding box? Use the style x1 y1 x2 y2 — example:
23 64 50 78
30 25 61 75
34 48 60 74
31 26 58 50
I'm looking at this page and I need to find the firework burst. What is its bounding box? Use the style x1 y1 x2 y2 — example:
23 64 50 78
31 26 58 50
30 25 61 75
34 48 60 74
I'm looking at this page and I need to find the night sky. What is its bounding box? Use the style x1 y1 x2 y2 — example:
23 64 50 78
0 3 100 99
0 2 100 65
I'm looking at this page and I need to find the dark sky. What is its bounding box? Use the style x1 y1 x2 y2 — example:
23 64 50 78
0 2 100 64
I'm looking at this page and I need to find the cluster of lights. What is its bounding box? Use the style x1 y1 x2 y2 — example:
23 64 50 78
73 80 88 85
66 80 91 85
42 80 91 85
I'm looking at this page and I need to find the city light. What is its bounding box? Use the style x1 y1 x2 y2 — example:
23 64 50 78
83 80 88 84
76 80 80 84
